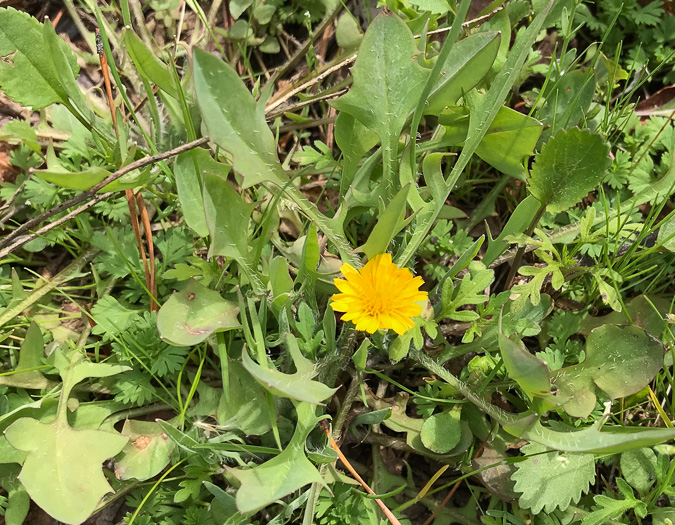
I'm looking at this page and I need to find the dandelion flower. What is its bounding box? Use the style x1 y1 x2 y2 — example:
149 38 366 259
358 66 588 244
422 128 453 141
331 253 428 335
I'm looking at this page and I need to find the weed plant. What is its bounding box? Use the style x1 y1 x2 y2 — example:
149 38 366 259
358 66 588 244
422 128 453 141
0 1 674 524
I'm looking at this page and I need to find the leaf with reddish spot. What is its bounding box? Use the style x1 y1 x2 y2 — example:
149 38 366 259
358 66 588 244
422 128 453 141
157 279 240 346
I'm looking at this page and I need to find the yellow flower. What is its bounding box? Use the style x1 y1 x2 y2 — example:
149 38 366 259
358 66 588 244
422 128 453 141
331 253 428 335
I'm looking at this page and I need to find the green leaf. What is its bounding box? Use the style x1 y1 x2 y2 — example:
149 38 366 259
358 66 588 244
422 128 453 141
217 359 271 435
174 149 229 237
0 463 29 525
539 70 595 133
241 334 337 405
439 262 494 321
114 420 175 481
580 295 669 337
440 104 543 179
512 443 595 514
528 127 611 213
0 7 76 109
356 184 411 259
367 391 472 459
483 195 541 266
333 112 379 195
43 21 93 125
551 325 665 418
231 402 326 513
157 279 240 346
5 418 127 524
34 166 149 192
425 32 501 115
582 479 645 525
420 407 462 454
0 321 48 389
335 12 363 52
657 213 675 253
202 168 255 261
192 48 287 189
620 448 658 496
0 120 40 153
499 333 551 398
331 13 429 194
331 14 428 143
123 28 178 98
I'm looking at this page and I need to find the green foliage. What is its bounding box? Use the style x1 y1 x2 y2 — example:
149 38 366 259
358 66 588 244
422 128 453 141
512 443 596 514
2 2 675 524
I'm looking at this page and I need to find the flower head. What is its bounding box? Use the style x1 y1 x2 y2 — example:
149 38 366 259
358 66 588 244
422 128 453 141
331 253 428 335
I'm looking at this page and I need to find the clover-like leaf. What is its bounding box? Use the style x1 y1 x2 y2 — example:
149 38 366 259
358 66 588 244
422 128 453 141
420 407 462 454
529 127 611 213
551 325 665 418
157 278 240 346
512 442 595 514
5 418 127 525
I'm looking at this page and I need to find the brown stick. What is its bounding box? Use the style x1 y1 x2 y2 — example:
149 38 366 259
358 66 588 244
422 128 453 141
323 424 402 525
96 28 119 140
0 137 209 257
136 192 158 310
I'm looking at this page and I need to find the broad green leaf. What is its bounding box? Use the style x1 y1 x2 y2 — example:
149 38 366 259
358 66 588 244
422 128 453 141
217 358 271 435
174 149 230 237
420 407 462 454
0 321 48 389
425 32 501 115
203 169 256 262
414 348 675 454
331 13 429 194
580 295 669 337
368 391 472 459
0 7 75 109
529 127 611 213
193 48 286 188
241 335 337 405
499 333 550 398
507 415 675 454
157 279 240 346
440 104 543 178
123 29 178 98
43 21 93 125
657 213 675 253
620 448 657 495
51 349 130 388
335 12 363 52
114 420 175 481
331 14 429 141
356 184 411 259
551 325 665 418
334 112 379 195
230 0 254 19
0 120 40 153
231 402 326 513
539 70 595 134
0 463 30 525
512 442 595 514
5 417 127 524
34 166 149 192
483 195 541 267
